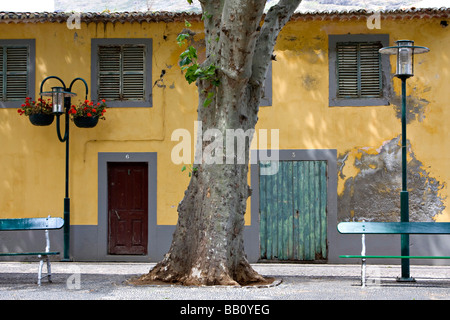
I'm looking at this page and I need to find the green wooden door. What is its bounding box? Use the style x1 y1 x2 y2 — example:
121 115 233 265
259 160 327 261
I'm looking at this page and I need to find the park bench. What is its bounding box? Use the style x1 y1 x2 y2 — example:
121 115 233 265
0 216 64 285
337 221 450 286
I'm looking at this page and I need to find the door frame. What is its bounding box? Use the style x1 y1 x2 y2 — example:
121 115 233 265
98 152 157 261
247 149 338 263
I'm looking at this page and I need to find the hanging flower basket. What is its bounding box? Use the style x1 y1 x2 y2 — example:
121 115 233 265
73 116 99 128
69 99 107 128
18 97 54 126
29 113 55 126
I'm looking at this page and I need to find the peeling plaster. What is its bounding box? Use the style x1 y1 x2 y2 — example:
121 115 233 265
390 86 431 124
338 136 446 222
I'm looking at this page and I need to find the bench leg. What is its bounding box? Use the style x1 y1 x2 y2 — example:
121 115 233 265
361 258 366 287
46 256 52 283
38 256 43 286
37 255 52 285
361 234 366 287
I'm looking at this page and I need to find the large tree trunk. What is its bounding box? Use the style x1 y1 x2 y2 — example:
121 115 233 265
136 0 301 286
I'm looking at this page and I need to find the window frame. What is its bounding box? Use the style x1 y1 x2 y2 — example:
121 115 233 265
328 34 391 107
91 38 152 108
0 39 35 109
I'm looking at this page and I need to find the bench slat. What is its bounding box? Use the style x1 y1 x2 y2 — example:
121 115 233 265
337 222 450 234
340 255 450 259
0 252 60 256
0 217 64 231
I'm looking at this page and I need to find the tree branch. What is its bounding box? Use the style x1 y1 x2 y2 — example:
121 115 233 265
217 0 266 83
199 0 224 61
250 0 302 87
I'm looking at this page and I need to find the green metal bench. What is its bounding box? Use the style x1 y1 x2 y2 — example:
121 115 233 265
0 216 64 285
337 221 450 286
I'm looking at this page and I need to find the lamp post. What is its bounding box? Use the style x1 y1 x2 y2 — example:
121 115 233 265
40 76 88 261
379 40 429 282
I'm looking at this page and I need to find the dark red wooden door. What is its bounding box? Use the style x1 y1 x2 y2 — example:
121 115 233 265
108 162 148 255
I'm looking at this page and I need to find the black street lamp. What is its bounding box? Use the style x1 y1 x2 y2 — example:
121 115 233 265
40 76 88 261
379 40 429 281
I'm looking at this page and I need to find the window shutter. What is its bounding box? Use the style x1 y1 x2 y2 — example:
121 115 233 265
336 43 358 98
98 45 145 101
359 42 382 97
3 46 28 101
122 45 145 100
98 46 121 100
336 41 382 99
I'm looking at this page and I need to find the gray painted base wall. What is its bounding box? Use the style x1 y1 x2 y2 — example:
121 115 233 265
335 232 450 266
71 224 259 262
2 226 450 266
71 224 174 262
0 229 64 261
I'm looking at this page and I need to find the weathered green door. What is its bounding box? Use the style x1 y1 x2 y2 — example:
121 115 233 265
259 160 327 261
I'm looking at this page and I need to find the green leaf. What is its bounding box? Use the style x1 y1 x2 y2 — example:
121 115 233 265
185 20 192 27
179 56 192 67
184 64 200 84
188 46 198 59
181 165 186 172
203 91 215 107
176 33 190 46
187 0 193 4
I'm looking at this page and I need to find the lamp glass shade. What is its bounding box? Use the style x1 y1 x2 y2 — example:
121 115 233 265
52 87 65 114
396 40 414 77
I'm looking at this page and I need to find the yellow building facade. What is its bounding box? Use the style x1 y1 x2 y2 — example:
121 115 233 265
0 8 449 263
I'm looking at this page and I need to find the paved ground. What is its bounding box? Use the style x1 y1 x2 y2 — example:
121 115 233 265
0 261 449 303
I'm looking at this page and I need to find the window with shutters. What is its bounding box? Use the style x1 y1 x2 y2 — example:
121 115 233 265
329 34 391 107
91 39 152 108
0 39 35 108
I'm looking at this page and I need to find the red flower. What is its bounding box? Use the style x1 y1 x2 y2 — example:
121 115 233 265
87 112 92 117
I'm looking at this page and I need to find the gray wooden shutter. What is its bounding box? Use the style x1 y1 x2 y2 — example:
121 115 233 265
122 46 145 100
336 43 358 98
1 46 29 101
359 42 382 98
336 41 382 99
98 46 121 100
98 45 145 101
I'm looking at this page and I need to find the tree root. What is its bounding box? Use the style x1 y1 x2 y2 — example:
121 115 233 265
130 259 272 287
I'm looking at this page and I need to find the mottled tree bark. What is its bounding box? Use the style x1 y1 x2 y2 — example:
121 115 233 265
137 0 301 286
